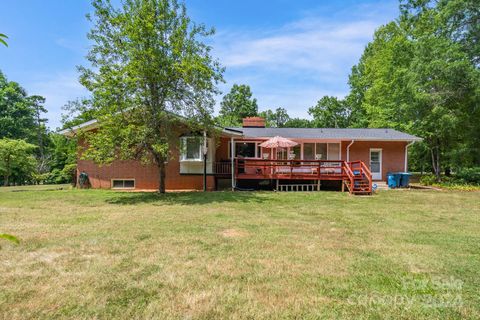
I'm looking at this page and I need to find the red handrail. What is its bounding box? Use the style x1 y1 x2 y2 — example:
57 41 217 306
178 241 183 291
343 162 355 194
360 161 372 192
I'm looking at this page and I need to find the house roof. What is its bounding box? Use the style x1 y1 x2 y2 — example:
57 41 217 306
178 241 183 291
59 116 421 142
58 118 243 137
227 127 422 141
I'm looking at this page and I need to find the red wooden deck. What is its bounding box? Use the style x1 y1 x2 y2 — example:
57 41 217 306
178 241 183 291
214 159 373 195
235 159 345 180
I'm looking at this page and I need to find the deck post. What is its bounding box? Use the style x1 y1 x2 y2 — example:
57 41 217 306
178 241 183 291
231 137 235 191
342 180 345 192
203 131 207 192
276 179 279 191
317 179 321 191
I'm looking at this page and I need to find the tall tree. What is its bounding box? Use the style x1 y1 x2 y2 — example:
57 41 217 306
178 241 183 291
346 22 415 131
217 84 258 126
259 107 290 127
28 96 48 160
77 0 223 193
283 117 312 128
0 71 38 142
309 96 351 128
0 139 36 186
401 0 480 65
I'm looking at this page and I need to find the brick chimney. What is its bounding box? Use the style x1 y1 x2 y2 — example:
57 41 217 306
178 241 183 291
242 117 265 128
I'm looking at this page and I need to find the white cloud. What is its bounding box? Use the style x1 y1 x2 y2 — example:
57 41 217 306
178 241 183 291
213 19 379 74
210 2 398 118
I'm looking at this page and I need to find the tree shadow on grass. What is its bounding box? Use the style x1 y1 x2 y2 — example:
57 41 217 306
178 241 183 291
105 191 269 206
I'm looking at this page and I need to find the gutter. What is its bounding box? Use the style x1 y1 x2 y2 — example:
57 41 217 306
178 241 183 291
404 141 416 172
230 136 236 191
346 140 355 162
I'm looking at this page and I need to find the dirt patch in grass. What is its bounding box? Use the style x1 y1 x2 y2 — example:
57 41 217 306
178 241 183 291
219 228 248 238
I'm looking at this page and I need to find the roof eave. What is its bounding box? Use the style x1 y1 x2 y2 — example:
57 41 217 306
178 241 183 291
59 118 244 138
239 136 422 142
58 119 99 137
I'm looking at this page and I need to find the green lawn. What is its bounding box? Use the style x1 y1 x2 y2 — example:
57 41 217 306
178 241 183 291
0 187 479 319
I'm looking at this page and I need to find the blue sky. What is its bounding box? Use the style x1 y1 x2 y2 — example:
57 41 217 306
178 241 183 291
0 0 399 129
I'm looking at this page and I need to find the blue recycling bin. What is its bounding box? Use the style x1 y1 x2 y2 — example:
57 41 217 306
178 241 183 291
387 172 396 188
399 173 412 187
387 172 401 188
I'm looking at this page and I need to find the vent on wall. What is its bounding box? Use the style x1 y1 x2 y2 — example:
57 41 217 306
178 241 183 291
112 179 135 189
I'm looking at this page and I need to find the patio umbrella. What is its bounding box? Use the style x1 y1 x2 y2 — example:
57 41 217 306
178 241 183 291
259 136 299 161
259 136 298 148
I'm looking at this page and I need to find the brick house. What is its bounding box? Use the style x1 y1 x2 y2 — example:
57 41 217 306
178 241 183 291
62 117 421 194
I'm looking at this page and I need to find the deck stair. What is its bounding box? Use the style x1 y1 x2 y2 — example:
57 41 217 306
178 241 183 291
344 161 373 195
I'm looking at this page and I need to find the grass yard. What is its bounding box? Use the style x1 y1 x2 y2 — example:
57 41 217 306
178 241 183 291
0 186 479 319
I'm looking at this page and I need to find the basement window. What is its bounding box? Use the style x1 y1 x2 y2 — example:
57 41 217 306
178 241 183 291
111 179 135 189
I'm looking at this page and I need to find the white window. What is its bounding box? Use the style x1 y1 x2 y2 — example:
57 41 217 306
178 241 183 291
111 179 135 189
327 143 340 160
303 143 315 160
181 137 203 161
301 142 340 160
315 143 328 160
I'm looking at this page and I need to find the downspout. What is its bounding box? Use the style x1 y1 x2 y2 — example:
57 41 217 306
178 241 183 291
346 140 355 162
404 141 415 172
203 131 207 192
231 137 235 191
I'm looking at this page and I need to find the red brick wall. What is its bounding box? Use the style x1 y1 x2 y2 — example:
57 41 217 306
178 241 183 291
341 141 407 181
216 137 230 161
77 143 215 191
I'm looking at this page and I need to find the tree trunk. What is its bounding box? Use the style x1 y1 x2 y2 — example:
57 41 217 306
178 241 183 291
3 175 8 187
157 160 166 193
430 146 441 182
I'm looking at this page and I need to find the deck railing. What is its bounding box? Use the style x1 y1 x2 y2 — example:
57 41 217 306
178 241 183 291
343 162 355 193
234 159 345 180
214 162 232 175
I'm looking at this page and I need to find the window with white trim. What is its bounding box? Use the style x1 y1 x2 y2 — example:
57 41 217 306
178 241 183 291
303 143 315 160
112 179 135 189
315 143 327 160
301 142 340 160
181 137 203 161
327 143 340 160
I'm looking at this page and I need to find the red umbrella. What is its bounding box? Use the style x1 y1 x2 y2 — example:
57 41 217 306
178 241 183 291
259 136 298 148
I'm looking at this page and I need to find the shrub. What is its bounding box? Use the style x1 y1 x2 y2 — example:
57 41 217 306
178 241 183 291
45 164 77 185
456 167 480 185
420 174 437 186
